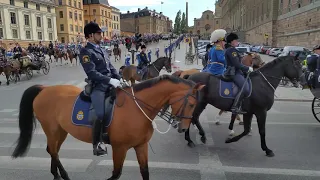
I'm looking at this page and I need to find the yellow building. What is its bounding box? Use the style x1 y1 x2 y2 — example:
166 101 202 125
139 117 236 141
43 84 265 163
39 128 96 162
55 0 84 43
0 0 58 47
111 6 120 36
83 0 112 40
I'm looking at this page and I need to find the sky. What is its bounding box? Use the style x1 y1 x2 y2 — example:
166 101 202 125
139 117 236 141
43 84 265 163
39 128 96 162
109 0 216 27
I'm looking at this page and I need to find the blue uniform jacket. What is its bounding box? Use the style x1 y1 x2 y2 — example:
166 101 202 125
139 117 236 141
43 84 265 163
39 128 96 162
225 47 249 74
307 54 319 72
203 45 226 75
79 43 120 91
139 52 149 66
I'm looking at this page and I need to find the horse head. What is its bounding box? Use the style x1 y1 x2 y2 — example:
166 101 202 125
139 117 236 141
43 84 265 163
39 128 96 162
154 57 172 73
283 53 303 86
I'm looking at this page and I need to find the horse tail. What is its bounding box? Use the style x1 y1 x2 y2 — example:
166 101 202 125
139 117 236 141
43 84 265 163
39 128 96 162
12 85 44 158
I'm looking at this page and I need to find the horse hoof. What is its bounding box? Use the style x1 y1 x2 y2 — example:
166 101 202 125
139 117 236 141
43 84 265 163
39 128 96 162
239 121 244 125
225 137 233 144
200 136 207 144
187 142 196 148
266 150 275 157
215 121 221 125
6 82 9 86
53 176 62 180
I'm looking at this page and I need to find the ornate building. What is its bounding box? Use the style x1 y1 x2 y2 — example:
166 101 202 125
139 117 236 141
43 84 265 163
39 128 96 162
193 10 216 39
217 0 320 48
0 0 57 46
111 6 120 36
83 0 112 40
55 0 84 43
120 7 172 34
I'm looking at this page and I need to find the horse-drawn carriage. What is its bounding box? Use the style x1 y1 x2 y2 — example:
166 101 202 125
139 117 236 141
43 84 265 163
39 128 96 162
310 88 320 123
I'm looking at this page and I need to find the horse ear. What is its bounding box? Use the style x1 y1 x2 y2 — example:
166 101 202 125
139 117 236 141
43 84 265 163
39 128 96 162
193 83 206 92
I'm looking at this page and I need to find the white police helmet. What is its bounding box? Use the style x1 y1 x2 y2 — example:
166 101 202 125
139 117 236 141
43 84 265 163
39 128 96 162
210 29 227 44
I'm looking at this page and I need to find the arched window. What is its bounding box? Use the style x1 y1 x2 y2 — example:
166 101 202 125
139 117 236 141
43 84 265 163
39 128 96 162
206 14 209 19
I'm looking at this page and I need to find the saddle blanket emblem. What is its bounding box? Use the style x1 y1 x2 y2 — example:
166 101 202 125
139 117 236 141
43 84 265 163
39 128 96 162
219 79 252 99
71 95 93 127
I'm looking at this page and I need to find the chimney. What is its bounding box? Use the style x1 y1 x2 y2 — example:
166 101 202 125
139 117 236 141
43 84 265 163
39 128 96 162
160 12 162 15
145 6 148 9
127 11 130 13
138 8 140 11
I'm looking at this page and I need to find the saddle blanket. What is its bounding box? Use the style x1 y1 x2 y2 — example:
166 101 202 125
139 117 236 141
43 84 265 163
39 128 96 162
71 95 113 127
219 79 252 99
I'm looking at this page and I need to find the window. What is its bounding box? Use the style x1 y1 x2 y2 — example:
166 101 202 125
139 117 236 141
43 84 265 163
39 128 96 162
79 13 82 21
0 14 2 24
93 9 96 15
0 28 3 38
108 12 110 17
59 11 63 18
47 18 52 28
49 33 53 40
12 29 18 38
74 12 78 20
216 20 219 24
79 26 83 32
70 24 73 31
60 24 64 31
24 1 28 8
69 11 73 18
58 0 62 5
84 10 87 14
101 10 103 16
37 32 42 40
105 11 107 16
68 0 71 5
75 25 78 32
36 4 40 11
85 20 88 24
10 12 16 24
71 37 74 42
47 6 51 12
61 37 65 43
117 16 118 21
36 17 41 27
24 15 30 26
109 22 111 27
74 0 76 7
10 0 14 5
117 24 119 29
78 2 81 8
113 16 115 21
26 31 31 39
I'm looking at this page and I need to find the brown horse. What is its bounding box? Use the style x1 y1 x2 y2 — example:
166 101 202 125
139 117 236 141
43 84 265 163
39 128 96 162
54 48 68 66
66 49 78 66
113 47 121 62
11 75 204 180
120 57 172 85
0 58 14 85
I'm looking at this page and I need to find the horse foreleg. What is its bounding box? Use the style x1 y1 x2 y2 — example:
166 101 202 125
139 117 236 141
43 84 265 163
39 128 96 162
69 58 73 67
225 113 253 144
214 110 224 125
5 73 10 85
134 143 149 180
228 114 238 136
107 146 127 180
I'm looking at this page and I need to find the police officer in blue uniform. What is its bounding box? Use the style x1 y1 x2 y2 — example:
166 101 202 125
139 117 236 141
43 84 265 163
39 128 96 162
225 33 253 114
138 45 149 80
80 22 121 156
307 45 320 72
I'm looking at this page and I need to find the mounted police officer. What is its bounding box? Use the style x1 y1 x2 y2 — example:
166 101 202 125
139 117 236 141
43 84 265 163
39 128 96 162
80 22 121 156
202 29 227 74
307 45 320 72
138 44 149 80
225 33 253 114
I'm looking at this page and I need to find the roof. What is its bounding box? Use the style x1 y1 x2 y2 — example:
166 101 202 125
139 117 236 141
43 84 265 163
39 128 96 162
111 6 120 11
29 0 55 6
83 0 110 6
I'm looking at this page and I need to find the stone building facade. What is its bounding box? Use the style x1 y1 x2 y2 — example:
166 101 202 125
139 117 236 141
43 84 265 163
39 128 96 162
217 0 320 48
0 0 57 47
111 6 120 36
120 7 172 35
193 10 216 39
276 0 320 48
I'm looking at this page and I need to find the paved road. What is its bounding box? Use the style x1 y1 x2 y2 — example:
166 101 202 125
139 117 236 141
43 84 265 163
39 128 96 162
0 41 319 180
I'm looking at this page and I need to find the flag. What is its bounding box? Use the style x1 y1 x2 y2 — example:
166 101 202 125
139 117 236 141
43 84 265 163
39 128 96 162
161 1 164 4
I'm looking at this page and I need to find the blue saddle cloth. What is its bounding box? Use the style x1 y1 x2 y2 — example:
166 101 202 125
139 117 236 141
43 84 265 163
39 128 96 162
219 78 252 99
71 94 114 127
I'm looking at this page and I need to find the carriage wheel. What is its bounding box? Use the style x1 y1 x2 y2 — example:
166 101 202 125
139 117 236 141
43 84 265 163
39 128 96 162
312 97 320 123
42 61 50 75
9 73 18 83
25 67 33 80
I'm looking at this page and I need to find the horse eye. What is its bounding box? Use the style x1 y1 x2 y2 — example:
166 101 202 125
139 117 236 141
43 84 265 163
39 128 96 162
189 104 195 108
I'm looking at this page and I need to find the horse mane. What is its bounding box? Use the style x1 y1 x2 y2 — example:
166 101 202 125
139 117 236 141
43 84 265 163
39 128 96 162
132 74 195 92
257 56 288 70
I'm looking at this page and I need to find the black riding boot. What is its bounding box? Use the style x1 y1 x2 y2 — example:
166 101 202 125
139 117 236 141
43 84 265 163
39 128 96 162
92 120 107 156
231 92 246 114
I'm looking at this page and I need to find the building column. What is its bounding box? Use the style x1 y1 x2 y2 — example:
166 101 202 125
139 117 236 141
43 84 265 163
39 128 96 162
3 8 12 39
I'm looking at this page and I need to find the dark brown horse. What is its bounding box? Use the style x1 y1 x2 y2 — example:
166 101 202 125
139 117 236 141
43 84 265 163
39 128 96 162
66 49 78 66
11 75 205 180
119 57 172 85
0 57 15 85
54 48 68 66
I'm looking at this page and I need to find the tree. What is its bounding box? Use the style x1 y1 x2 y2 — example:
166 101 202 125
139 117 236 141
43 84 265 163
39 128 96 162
180 12 186 33
174 10 182 34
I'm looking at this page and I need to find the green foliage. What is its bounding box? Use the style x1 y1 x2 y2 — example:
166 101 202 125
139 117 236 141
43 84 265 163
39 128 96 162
174 10 182 34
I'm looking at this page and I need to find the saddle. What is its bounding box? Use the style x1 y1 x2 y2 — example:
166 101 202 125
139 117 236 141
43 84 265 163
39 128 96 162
71 78 116 144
